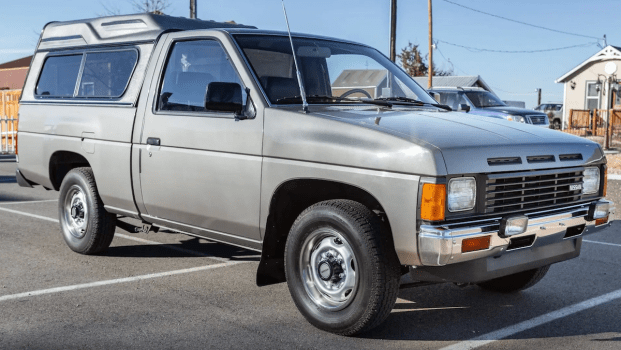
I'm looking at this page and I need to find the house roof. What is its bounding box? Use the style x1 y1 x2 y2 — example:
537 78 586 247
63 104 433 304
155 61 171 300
0 56 32 70
332 70 387 88
412 75 494 93
555 45 621 83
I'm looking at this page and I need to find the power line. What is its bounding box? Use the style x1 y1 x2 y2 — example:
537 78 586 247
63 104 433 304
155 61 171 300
437 40 599 54
441 0 601 40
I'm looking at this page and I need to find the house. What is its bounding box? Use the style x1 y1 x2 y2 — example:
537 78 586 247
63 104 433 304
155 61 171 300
0 55 32 90
556 45 621 129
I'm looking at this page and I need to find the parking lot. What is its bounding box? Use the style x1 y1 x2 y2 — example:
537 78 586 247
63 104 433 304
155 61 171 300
0 156 620 349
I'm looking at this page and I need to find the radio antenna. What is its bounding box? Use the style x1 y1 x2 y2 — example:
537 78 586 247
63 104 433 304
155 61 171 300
281 0 308 113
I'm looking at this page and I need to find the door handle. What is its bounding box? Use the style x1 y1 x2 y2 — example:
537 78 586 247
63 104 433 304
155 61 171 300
146 137 161 146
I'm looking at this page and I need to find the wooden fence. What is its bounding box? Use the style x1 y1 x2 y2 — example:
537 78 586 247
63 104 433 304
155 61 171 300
565 109 621 140
1 90 20 154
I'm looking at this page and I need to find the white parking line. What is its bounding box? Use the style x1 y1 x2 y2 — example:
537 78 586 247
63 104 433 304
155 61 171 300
0 206 234 261
0 261 243 303
439 288 621 350
584 239 621 248
0 199 58 205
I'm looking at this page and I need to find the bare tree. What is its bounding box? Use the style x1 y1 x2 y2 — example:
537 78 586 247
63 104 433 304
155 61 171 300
398 42 452 77
131 0 170 14
99 0 171 16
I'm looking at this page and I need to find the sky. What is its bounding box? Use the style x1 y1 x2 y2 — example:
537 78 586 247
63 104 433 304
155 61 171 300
0 0 618 108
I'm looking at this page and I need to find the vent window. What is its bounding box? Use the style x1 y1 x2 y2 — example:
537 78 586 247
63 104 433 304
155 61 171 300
36 54 83 97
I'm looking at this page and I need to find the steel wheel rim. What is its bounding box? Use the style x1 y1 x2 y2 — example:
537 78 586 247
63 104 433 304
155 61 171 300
299 227 359 311
63 185 88 239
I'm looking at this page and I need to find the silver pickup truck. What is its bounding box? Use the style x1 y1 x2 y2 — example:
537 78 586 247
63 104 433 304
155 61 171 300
16 14 614 335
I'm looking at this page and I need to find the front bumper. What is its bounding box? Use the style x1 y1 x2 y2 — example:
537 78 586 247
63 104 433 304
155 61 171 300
418 200 614 267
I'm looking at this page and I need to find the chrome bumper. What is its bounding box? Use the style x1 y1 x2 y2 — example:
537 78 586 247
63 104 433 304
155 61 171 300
418 200 615 266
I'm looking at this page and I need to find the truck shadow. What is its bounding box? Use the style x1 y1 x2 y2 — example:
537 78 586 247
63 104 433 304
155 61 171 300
358 279 621 342
103 235 261 262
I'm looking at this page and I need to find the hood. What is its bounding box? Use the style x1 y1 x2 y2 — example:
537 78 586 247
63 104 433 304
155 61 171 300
312 107 603 175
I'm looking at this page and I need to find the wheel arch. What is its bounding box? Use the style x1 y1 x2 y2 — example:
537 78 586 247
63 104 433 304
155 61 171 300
49 151 91 191
256 178 395 286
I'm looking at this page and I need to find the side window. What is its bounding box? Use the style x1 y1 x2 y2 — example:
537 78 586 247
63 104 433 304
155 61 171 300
438 92 461 111
36 54 83 97
78 50 137 98
159 40 246 112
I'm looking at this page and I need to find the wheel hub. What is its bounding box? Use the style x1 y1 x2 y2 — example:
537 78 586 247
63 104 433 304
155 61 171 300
63 186 89 239
300 229 358 311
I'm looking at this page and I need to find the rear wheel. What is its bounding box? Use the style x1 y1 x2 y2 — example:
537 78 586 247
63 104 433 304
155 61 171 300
284 200 401 336
477 265 550 293
59 167 116 254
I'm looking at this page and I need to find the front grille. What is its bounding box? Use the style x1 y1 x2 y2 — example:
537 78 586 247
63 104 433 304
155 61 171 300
528 115 547 125
485 168 584 214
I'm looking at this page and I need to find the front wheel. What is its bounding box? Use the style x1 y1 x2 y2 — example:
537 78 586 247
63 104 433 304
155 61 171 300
477 265 550 293
284 200 401 336
59 167 116 255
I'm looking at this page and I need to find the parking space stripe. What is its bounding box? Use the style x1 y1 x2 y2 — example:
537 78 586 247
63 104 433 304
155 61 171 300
583 239 621 248
439 288 621 350
0 206 235 261
0 199 58 205
0 261 242 303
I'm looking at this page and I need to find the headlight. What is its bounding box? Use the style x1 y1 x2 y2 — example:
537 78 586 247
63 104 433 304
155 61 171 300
505 115 526 123
583 167 600 194
448 177 476 212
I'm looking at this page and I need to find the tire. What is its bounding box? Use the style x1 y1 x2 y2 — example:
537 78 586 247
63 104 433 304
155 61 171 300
58 167 116 255
284 200 401 336
477 265 551 293
553 119 561 130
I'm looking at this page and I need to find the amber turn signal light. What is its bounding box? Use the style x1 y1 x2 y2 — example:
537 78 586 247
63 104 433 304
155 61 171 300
595 216 609 226
421 183 446 221
461 236 491 253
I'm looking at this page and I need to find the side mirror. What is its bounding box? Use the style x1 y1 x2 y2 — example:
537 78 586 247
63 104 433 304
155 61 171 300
458 104 470 112
205 82 243 115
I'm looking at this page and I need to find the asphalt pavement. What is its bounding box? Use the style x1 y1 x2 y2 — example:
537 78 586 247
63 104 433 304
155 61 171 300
0 156 620 349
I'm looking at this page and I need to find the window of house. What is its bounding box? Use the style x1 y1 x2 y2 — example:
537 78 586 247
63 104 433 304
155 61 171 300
36 54 83 97
586 82 600 111
159 40 245 112
78 50 137 98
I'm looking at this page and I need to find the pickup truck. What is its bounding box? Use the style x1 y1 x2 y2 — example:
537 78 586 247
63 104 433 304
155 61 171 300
16 13 614 336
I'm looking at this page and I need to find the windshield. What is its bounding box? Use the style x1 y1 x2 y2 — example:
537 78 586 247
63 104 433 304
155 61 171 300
463 91 506 108
233 35 437 105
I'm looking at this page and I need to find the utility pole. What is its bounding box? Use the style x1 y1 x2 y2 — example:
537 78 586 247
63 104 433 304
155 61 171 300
537 88 542 106
190 0 197 19
389 0 397 62
428 0 433 89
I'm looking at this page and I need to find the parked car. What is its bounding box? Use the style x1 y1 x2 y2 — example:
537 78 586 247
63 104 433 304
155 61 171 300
16 14 614 336
430 87 550 127
535 103 563 129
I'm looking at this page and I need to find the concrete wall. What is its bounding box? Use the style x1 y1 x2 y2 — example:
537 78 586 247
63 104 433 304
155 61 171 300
562 59 621 129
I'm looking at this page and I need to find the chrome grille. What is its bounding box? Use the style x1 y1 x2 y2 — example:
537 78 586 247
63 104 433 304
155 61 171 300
528 115 547 125
485 168 584 214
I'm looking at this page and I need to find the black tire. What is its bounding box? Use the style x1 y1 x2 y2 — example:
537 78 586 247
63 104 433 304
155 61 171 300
58 167 116 255
284 200 401 336
553 119 561 130
477 265 551 293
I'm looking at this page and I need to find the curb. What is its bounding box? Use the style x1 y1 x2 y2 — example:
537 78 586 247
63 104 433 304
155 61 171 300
608 174 621 180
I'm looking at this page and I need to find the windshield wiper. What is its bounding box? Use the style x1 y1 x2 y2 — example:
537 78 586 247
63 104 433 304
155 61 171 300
373 97 452 111
276 95 393 107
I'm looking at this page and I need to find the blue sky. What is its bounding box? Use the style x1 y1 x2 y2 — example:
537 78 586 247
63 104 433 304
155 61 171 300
1 0 617 107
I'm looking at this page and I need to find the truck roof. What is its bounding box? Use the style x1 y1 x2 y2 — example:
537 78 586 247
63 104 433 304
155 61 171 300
38 13 256 50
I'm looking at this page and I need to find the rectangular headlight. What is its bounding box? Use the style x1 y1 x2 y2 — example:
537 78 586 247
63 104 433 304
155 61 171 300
583 167 600 194
448 177 476 212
